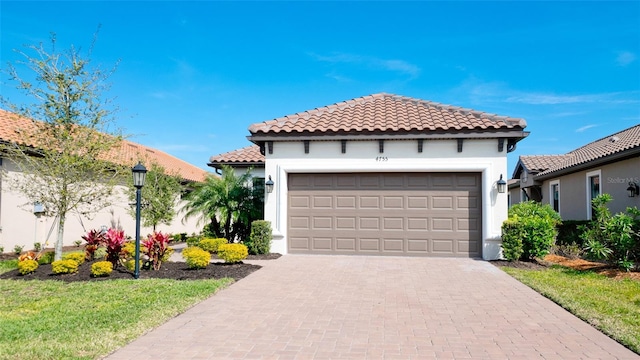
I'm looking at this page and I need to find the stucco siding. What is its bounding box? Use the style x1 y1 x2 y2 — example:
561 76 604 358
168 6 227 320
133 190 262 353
540 157 640 220
263 138 509 260
0 159 201 253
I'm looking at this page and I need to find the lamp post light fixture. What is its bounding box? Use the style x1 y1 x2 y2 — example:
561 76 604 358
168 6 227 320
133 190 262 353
627 182 639 198
132 162 147 279
497 174 507 194
265 175 274 193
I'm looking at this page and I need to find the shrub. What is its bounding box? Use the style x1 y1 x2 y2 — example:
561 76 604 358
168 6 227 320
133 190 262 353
94 247 107 260
556 220 591 246
217 243 248 263
199 238 228 253
38 251 55 265
246 220 272 255
121 242 136 259
183 247 210 269
18 251 39 262
13 245 24 255
104 228 126 267
91 261 113 277
161 247 175 262
185 236 202 247
552 243 583 259
52 259 79 274
33 242 42 252
17 259 39 275
124 259 141 272
581 195 639 271
74 240 83 247
62 252 85 265
505 201 561 260
142 232 171 270
0 245 4 253
501 217 525 261
82 229 106 261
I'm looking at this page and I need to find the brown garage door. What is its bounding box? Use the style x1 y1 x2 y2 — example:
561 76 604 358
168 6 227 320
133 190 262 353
288 173 482 257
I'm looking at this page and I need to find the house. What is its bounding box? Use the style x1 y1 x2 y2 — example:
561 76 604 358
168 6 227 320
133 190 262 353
0 109 209 253
511 124 640 220
230 93 529 260
208 145 265 180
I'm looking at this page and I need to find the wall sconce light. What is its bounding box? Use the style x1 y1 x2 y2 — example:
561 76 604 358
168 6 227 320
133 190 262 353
265 175 274 193
627 182 639 198
497 174 507 194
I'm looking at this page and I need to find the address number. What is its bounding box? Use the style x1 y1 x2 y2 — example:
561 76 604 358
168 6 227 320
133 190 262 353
376 156 388 162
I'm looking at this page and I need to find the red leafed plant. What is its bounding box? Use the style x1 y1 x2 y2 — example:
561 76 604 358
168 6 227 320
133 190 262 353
82 229 106 261
104 228 126 267
142 231 170 270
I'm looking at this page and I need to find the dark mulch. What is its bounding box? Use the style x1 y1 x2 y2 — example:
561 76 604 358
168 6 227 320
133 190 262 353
0 246 282 282
490 259 547 270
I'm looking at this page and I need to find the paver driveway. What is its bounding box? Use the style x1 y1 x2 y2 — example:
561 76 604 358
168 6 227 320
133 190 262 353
105 256 637 359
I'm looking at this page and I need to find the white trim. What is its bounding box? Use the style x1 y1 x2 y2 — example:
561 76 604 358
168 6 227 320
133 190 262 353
585 169 601 220
549 179 560 215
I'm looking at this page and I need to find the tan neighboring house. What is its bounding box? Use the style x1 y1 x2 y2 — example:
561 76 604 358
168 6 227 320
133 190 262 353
208 145 265 179
215 93 529 259
511 124 640 220
0 109 209 253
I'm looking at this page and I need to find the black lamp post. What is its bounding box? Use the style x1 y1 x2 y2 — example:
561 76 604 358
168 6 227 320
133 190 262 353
132 162 147 279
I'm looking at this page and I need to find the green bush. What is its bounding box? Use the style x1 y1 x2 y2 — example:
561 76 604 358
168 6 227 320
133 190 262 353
91 261 113 277
13 245 24 255
51 259 79 274
123 259 142 272
94 247 107 260
17 259 39 275
38 251 55 265
581 195 639 271
217 243 248 263
62 252 85 265
121 242 136 259
199 238 228 253
246 220 272 255
556 220 590 246
505 201 561 260
183 247 210 269
501 217 525 261
186 236 202 248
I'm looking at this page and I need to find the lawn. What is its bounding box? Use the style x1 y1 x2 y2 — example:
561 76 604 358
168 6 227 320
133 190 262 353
502 265 640 354
0 260 233 360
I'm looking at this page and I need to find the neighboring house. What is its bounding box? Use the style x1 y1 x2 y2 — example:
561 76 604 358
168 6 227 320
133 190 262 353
208 145 265 181
511 124 640 220
230 93 528 260
0 109 209 252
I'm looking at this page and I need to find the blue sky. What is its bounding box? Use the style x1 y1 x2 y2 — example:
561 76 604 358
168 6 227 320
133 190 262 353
2 1 639 175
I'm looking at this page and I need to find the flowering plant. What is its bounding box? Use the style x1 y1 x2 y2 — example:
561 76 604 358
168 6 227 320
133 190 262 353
142 231 171 270
81 229 106 261
104 228 126 267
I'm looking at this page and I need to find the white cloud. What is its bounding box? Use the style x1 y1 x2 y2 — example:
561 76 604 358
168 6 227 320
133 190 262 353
309 52 420 79
616 51 636 67
575 124 598 133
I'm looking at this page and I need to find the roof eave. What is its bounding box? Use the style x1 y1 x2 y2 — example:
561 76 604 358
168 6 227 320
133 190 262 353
207 161 265 170
248 130 530 143
535 147 640 181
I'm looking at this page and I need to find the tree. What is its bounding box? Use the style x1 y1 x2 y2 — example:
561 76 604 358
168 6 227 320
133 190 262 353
181 165 263 242
127 161 182 231
0 32 124 260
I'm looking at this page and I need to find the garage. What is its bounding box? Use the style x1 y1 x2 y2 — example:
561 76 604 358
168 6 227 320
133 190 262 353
287 172 482 257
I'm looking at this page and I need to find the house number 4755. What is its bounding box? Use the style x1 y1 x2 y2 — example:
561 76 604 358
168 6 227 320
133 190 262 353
376 156 388 162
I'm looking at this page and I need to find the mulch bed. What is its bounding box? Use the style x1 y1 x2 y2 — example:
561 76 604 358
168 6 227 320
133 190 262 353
0 246 282 282
491 255 640 281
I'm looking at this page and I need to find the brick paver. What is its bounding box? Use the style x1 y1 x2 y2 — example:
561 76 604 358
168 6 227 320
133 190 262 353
105 256 637 359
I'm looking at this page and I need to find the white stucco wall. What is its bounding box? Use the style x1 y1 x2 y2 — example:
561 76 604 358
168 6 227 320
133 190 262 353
262 138 509 260
0 159 202 253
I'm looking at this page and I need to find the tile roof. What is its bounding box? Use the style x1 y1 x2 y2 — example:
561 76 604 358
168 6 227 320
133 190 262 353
518 155 571 173
249 93 527 136
0 109 208 182
537 124 640 177
208 145 264 168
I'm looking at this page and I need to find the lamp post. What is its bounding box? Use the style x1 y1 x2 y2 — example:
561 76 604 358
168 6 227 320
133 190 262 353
132 162 147 279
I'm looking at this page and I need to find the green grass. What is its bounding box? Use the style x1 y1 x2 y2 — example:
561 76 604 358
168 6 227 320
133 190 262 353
503 265 640 354
0 260 18 274
0 259 233 360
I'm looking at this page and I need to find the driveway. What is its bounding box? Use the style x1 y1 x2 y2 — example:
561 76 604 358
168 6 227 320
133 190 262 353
105 256 637 359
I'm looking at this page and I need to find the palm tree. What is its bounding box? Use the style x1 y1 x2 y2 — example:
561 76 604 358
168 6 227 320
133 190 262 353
181 165 263 241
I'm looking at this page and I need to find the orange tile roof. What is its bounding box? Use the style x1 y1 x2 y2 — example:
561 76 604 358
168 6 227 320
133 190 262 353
208 145 264 169
0 109 208 182
249 93 527 135
536 124 640 177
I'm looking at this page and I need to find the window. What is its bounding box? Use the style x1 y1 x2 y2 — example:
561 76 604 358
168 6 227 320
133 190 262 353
252 177 265 194
586 170 601 219
550 180 560 213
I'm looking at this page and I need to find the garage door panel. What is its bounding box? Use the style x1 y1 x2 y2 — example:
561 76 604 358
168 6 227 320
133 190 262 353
288 173 482 257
